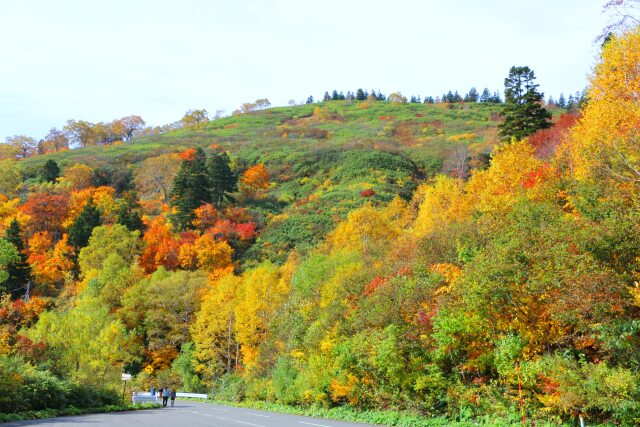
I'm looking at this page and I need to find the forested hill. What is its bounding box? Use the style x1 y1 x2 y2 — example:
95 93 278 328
16 100 512 265
3 28 640 427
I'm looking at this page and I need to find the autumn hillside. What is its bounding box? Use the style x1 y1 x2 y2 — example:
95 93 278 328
19 101 510 264
4 25 640 426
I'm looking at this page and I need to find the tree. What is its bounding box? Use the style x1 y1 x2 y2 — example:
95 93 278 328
63 120 98 147
43 128 69 152
78 224 141 278
5 135 37 158
3 218 31 298
60 163 94 190
68 198 101 251
464 87 479 102
306 96 314 104
20 193 69 241
356 89 366 101
479 88 491 103
498 66 552 141
208 152 237 206
111 115 145 141
116 193 145 233
181 109 209 129
255 99 271 110
323 91 331 102
240 164 269 198
388 92 407 104
557 93 566 108
40 160 60 183
134 154 181 203
170 147 210 230
0 238 19 294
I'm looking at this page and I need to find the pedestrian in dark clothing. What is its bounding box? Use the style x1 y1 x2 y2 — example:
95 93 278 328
170 389 177 407
162 386 169 407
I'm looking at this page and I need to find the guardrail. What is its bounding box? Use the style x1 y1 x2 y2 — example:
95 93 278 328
131 392 208 404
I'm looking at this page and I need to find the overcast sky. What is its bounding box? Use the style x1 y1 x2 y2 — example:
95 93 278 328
0 0 609 139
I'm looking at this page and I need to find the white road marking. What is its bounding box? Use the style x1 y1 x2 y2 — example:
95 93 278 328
233 421 266 427
298 422 334 427
244 412 270 418
192 411 200 414
217 416 228 420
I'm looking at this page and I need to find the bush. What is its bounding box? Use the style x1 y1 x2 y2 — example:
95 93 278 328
213 374 246 402
0 355 119 414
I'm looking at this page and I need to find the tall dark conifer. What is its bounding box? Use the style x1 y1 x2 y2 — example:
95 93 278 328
117 193 145 233
208 152 237 206
68 198 101 251
4 218 31 299
170 147 210 230
499 66 552 141
41 159 60 183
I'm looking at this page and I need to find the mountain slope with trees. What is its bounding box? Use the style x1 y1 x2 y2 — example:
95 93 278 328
2 26 639 427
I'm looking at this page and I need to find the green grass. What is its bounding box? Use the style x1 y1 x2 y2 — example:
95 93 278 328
205 399 578 427
0 403 160 422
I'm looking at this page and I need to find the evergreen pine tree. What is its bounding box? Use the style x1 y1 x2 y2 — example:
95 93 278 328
306 96 314 104
498 66 552 141
338 91 345 100
323 91 331 102
4 218 31 299
68 198 102 250
331 90 339 101
208 152 237 206
558 93 566 108
465 87 479 102
170 147 211 230
355 88 366 101
41 159 60 183
480 88 491 103
116 193 145 233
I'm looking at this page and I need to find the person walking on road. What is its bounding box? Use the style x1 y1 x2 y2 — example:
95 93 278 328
170 389 176 407
162 386 169 407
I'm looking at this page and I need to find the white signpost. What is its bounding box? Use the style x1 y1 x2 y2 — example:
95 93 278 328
121 373 132 404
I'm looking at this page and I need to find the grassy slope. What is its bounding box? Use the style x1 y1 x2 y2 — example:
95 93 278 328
23 101 512 264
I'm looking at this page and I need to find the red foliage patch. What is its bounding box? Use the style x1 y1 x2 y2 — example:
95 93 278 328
360 189 376 198
179 148 197 161
528 113 580 158
378 115 394 121
364 276 387 296
415 113 424 118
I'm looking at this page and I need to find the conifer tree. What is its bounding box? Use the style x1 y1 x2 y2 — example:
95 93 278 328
170 147 211 230
465 87 479 102
68 198 101 251
499 66 551 141
41 159 60 183
323 91 331 102
116 193 145 233
331 90 339 101
356 88 366 101
480 88 491 103
208 152 237 206
4 218 31 298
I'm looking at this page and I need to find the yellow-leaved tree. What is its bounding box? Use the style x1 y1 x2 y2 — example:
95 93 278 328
560 28 640 187
234 262 289 374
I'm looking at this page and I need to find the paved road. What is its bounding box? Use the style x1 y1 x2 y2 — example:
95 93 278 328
2 401 378 427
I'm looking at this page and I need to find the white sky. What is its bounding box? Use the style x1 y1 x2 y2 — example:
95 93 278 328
0 0 609 139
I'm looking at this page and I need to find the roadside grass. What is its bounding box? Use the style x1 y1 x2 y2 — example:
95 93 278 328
203 399 579 427
0 403 160 423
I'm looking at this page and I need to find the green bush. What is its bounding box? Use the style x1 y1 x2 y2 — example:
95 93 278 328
0 355 119 414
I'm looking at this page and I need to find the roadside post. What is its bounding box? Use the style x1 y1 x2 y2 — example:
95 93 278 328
121 373 132 404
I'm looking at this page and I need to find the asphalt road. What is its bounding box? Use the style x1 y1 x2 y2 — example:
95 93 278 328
2 401 378 427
